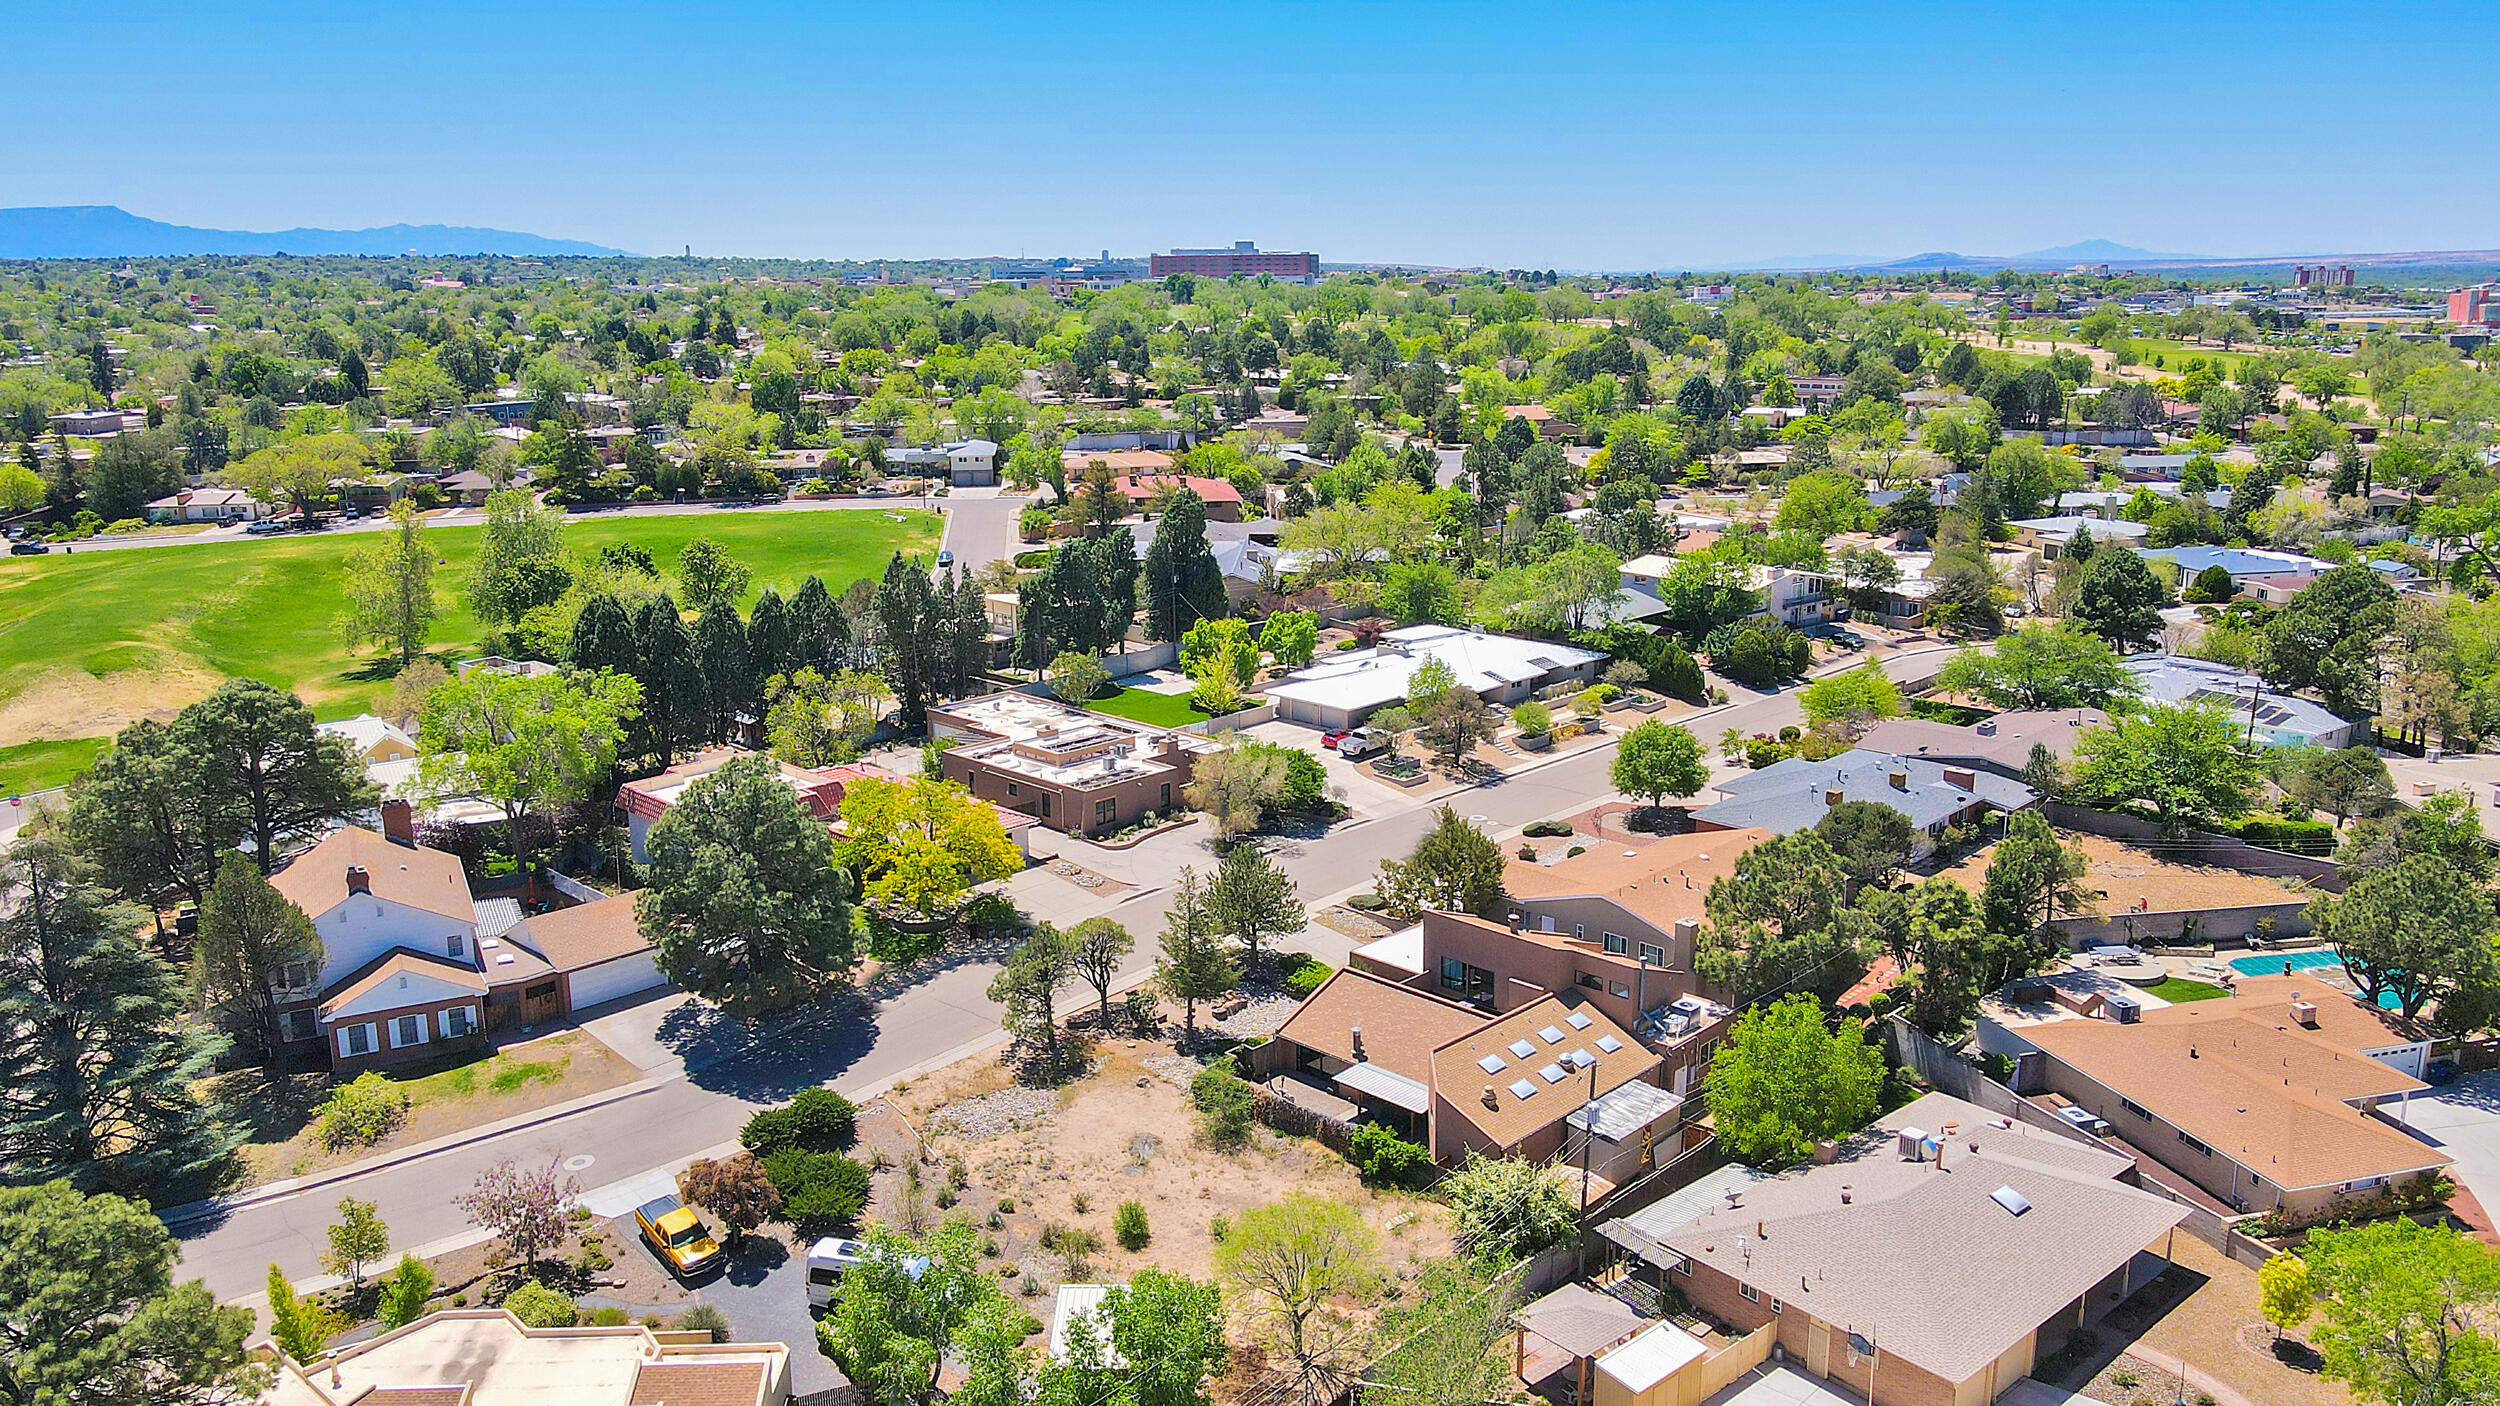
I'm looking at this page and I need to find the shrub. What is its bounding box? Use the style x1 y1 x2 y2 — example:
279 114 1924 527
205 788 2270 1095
1071 1192 1091 1214
1114 1200 1151 1250
1523 820 1574 838
1285 958 1334 998
589 1306 629 1327
760 1148 871 1232
1191 1064 1257 1149
676 1303 733 1343
740 1087 857 1155
1348 1122 1431 1187
314 1072 409 1151
1208 1214 1231 1243
502 1280 577 1329
1510 701 1553 736
1347 893 1388 912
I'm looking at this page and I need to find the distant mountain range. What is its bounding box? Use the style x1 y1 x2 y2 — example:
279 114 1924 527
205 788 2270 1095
0 206 630 259
1728 239 2208 272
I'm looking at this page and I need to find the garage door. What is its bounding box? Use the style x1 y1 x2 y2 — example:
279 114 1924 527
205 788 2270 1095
566 950 667 1011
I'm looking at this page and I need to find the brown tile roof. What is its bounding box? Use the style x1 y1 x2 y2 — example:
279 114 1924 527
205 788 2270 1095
1650 1093 2189 1385
1501 829 1769 935
272 827 474 926
2219 976 2421 1055
318 950 488 1017
353 1389 472 1405
2021 991 2448 1191
1270 970 1489 1084
1857 709 2108 772
510 893 649 974
1428 996 1661 1150
628 1359 767 1406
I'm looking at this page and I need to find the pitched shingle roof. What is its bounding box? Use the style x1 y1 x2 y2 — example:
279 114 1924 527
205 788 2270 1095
1427 995 1661 1150
1270 970 1489 1084
1647 1093 2187 1385
271 827 474 925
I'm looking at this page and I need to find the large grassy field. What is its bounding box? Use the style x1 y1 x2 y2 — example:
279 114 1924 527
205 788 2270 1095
0 508 939 795
2118 337 2253 374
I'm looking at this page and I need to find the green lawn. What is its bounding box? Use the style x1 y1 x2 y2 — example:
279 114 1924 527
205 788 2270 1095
0 736 108 797
2143 976 2230 1003
2115 337 2253 374
1084 684 1212 728
0 508 939 788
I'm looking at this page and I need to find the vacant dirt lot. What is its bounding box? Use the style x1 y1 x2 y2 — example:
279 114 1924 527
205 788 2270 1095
884 1028 1455 1293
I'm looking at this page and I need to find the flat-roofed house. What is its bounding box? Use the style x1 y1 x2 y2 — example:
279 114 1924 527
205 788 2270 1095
1263 624 1606 732
1597 1093 2190 1406
930 692 1210 838
259 1307 791 1405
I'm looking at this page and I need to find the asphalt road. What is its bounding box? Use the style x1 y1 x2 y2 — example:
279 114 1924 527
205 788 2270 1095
43 493 951 555
172 640 1955 1303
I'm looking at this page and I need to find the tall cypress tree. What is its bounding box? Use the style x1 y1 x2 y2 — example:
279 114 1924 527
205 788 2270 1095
1141 487 1227 642
873 555 941 731
567 592 639 675
789 574 851 673
0 840 239 1193
746 586 795 683
693 601 756 744
634 595 702 766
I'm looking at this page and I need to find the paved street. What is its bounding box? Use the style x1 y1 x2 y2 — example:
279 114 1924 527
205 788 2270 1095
174 638 1955 1303
48 492 950 555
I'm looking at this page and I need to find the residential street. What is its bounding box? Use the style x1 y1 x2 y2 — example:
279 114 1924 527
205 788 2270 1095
170 639 1956 1302
50 491 951 554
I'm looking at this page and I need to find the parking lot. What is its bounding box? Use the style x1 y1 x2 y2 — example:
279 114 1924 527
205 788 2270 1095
2392 1070 2500 1224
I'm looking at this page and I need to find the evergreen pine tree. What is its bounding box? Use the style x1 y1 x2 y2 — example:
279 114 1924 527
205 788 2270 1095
746 586 795 682
1141 488 1229 643
789 574 851 673
693 601 756 744
0 840 239 1192
633 595 702 766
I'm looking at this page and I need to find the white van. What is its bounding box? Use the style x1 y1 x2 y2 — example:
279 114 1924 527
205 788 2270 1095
805 1237 868 1308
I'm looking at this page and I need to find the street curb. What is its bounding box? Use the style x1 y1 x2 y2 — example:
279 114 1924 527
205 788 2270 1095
159 1075 676 1228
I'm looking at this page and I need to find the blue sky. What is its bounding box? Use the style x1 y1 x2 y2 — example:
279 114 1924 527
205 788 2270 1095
8 1 2497 268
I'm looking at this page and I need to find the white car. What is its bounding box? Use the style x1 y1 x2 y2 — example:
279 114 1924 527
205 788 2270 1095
1336 727 1392 759
805 1237 868 1308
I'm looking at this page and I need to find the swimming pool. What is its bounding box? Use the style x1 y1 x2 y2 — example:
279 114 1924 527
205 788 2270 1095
2227 947 2405 1009
2228 947 2345 977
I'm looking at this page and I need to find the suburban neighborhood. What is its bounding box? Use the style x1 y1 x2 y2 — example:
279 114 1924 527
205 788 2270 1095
10 13 2500 1406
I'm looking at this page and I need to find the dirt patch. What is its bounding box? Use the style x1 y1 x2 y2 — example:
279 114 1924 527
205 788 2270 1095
223 1029 642 1187
883 1035 1455 1293
2047 1235 2354 1406
0 659 222 747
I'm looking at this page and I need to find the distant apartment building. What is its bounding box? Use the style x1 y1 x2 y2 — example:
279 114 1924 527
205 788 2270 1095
1789 374 1849 407
2296 263 2356 289
1149 242 1320 284
2451 283 2500 327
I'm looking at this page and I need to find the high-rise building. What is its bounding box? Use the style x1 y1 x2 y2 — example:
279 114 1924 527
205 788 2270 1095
2295 263 2356 288
1149 241 1320 283
2451 283 2500 326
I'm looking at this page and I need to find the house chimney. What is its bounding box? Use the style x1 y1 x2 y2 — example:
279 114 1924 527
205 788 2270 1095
1351 1025 1366 1060
2289 998 2319 1028
1943 767 1976 791
1508 909 1526 933
1824 787 1844 807
1888 769 1909 791
1813 1139 1839 1164
380 797 416 847
1483 1085 1499 1109
345 864 370 896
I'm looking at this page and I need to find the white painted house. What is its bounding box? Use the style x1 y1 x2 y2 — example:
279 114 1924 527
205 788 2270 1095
269 825 487 1070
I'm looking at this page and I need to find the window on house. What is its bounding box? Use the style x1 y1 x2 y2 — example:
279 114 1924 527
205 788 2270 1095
1097 799 1117 826
283 1009 317 1042
1039 793 1052 819
1738 1283 1759 1303
342 1024 372 1057
1639 943 1666 965
1609 980 1631 998
393 1014 426 1048
1442 957 1469 993
1573 924 1585 943
441 1006 475 1040
2177 1130 2213 1156
1602 932 1627 955
1577 972 1602 991
2121 1098 2153 1121
1008 782 1019 797
1669 1257 1691 1276
446 934 465 959
1161 783 1171 809
1770 1298 1783 1316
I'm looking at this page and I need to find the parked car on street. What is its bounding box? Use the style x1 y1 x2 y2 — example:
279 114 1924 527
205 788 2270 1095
246 518 289 535
635 1194 723 1279
9 540 50 555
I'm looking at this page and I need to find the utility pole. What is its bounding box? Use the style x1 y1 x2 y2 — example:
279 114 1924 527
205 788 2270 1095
1575 1059 1599 1278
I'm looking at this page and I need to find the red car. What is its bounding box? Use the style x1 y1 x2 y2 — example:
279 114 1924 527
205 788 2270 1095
1320 728 1351 749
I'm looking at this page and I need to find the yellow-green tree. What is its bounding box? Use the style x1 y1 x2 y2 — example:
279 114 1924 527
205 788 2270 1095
839 775 1021 922
2260 1251 2312 1342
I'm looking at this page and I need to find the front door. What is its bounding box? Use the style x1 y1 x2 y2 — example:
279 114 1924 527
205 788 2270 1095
523 980 562 1026
1807 1319 1831 1378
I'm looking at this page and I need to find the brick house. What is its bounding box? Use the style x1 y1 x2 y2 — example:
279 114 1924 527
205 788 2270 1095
930 692 1209 839
270 824 486 1071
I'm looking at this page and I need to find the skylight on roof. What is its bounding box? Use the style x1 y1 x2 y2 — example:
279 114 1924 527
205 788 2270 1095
1508 1079 1538 1101
1566 1048 1594 1067
1990 1186 2032 1217
1565 1011 1593 1030
1508 1040 1537 1059
1538 1025 1567 1044
1477 1054 1507 1075
1596 1035 1624 1054
1540 1063 1569 1084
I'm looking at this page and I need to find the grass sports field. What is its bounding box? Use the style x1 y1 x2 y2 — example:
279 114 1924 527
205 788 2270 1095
0 507 939 796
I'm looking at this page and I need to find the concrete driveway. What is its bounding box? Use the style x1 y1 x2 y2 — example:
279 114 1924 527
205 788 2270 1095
2393 1071 2500 1214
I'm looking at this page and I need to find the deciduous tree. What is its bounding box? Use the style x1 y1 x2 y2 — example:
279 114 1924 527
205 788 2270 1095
418 667 638 891
341 502 439 667
2310 855 2500 1020
455 1158 579 1275
1703 996 1883 1167
1217 1195 1379 1396
1934 624 2139 710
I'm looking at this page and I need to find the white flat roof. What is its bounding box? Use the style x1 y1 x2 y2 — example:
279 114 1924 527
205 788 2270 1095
1353 924 1424 976
1264 625 1602 713
1597 1321 1710 1393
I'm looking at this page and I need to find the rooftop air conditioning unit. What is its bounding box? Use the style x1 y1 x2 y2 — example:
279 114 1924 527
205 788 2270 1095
2107 992 2143 1024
